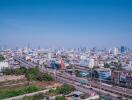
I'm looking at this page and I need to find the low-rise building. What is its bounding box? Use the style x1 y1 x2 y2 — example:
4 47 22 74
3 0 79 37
0 61 9 73
96 68 111 81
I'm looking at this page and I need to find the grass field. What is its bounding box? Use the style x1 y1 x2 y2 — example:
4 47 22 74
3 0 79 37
0 85 45 99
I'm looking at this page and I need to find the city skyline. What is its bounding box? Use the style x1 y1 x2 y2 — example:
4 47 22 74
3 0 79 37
0 0 132 48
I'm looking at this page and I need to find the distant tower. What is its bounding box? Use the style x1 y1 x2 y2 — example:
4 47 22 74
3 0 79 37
114 47 119 56
60 58 65 70
120 46 125 54
16 46 18 51
48 52 52 59
89 58 95 68
92 47 96 52
108 48 112 54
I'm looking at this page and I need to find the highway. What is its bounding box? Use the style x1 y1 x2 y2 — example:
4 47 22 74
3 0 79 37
14 57 132 99
74 64 90 72
56 74 119 100
55 72 132 99
38 65 132 99
13 57 37 68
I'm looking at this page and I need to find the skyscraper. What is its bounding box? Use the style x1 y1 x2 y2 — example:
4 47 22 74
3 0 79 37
89 58 95 68
114 47 119 56
120 46 125 54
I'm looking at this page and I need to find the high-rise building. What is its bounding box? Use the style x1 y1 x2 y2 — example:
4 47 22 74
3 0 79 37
89 58 95 68
120 46 125 53
108 48 112 54
48 52 52 59
114 47 119 56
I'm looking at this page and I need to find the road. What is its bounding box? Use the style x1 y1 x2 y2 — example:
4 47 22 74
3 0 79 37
13 57 132 99
39 65 132 99
13 57 36 68
37 65 132 99
56 72 132 99
56 74 119 100
56 73 132 100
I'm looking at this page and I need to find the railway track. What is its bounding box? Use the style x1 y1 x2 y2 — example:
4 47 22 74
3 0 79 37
56 73 132 99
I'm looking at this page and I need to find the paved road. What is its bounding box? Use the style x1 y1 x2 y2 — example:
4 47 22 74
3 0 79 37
56 74 132 100
13 57 36 68
13 58 132 100
55 72 132 99
56 75 120 100
40 67 132 99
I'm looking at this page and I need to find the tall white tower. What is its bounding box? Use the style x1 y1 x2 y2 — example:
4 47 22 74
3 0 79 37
48 52 52 59
89 58 95 68
114 47 119 56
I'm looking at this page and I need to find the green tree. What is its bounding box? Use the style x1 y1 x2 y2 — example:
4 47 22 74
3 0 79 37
3 68 14 75
20 93 49 100
13 68 25 75
104 63 110 68
36 72 54 81
75 70 80 77
56 84 75 94
3 67 26 75
0 55 5 61
21 96 33 100
55 96 66 100
48 84 75 95
3 67 54 82
42 73 54 81
0 85 43 99
25 68 39 81
32 93 49 100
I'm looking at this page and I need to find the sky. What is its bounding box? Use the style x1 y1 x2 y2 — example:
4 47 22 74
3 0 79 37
0 0 132 49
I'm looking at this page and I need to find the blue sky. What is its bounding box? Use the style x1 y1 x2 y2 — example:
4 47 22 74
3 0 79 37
0 0 132 48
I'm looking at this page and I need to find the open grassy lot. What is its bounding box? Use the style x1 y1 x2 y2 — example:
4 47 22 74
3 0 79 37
0 85 45 99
